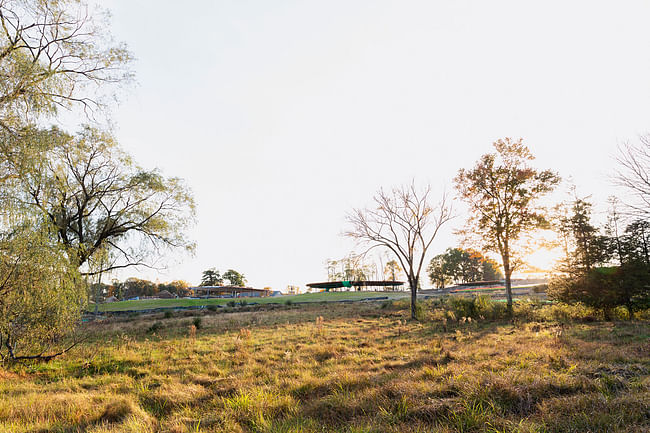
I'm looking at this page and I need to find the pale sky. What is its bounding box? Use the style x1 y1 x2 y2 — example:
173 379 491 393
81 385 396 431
92 0 650 289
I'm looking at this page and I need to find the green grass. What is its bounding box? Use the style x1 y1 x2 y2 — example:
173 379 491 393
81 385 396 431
3 299 649 432
95 291 408 312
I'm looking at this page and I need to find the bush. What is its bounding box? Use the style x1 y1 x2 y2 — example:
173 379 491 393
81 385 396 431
192 317 202 330
240 299 248 307
147 322 163 334
531 284 547 293
207 305 217 312
163 310 174 319
285 300 293 306
227 300 236 308
0 225 85 361
446 295 509 320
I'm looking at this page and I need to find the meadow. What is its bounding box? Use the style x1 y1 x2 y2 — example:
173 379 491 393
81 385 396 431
1 298 649 433
95 291 408 312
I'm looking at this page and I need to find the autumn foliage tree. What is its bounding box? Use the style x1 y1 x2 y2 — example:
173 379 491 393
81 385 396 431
455 138 560 314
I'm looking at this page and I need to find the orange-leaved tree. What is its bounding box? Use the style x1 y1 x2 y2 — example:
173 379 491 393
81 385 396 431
454 138 560 314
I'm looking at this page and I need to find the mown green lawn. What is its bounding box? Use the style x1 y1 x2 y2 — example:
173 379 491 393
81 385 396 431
96 291 409 312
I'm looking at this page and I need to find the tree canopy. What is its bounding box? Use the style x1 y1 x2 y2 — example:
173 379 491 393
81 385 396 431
427 248 503 288
455 138 560 313
0 0 132 130
0 125 196 275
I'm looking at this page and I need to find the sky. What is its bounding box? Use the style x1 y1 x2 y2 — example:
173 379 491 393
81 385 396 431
89 0 650 290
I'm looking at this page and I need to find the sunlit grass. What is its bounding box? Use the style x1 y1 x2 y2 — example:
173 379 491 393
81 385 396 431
1 300 648 432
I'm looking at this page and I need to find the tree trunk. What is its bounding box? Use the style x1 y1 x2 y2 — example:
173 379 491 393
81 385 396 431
410 276 418 320
503 257 513 316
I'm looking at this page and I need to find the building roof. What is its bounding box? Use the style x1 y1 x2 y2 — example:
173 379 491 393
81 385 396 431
306 280 405 289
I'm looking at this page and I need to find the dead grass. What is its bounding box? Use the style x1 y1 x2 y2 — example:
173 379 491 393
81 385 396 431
0 300 649 432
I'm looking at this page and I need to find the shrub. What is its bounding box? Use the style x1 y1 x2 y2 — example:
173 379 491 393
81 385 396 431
240 299 248 307
192 317 202 330
531 284 547 293
147 322 163 334
163 310 174 319
0 225 85 361
285 300 293 306
207 305 217 312
227 300 236 308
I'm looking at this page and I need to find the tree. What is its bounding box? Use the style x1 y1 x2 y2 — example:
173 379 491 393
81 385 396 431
427 254 452 288
200 268 222 286
346 183 453 319
0 222 85 361
1 126 196 275
623 219 650 265
426 247 503 288
548 196 650 318
0 0 132 130
615 135 650 218
482 256 503 281
384 260 403 281
223 269 246 287
455 138 560 314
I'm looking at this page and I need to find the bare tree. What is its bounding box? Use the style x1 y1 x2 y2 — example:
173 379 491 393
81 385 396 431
615 135 650 217
345 183 453 319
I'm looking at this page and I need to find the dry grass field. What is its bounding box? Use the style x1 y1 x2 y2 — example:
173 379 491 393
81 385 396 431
1 299 649 433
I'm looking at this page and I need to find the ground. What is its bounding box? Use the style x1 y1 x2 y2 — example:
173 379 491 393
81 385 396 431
1 299 649 432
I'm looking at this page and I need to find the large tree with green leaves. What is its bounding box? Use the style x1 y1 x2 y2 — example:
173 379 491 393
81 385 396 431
1 125 196 275
223 269 246 287
0 0 132 130
455 138 560 313
200 268 223 286
427 247 503 288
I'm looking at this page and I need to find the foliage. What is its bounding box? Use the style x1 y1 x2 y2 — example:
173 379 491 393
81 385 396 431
383 259 403 281
222 269 246 287
326 255 375 283
427 247 503 288
455 138 560 312
200 268 222 286
549 196 650 317
346 182 453 319
0 0 132 130
0 222 85 361
0 126 196 275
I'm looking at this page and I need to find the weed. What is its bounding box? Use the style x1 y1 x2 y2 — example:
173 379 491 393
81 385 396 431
147 321 162 334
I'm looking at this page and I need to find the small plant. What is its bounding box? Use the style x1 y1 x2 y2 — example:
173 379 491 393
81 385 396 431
240 299 248 307
189 324 197 339
207 305 217 312
163 310 174 319
285 299 293 306
315 316 324 335
239 328 251 340
227 300 236 308
147 321 163 334
192 317 202 329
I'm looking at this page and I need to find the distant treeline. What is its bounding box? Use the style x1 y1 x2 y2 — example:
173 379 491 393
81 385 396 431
91 278 192 301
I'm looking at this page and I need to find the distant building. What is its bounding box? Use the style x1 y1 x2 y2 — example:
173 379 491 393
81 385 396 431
191 286 271 298
306 280 405 292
